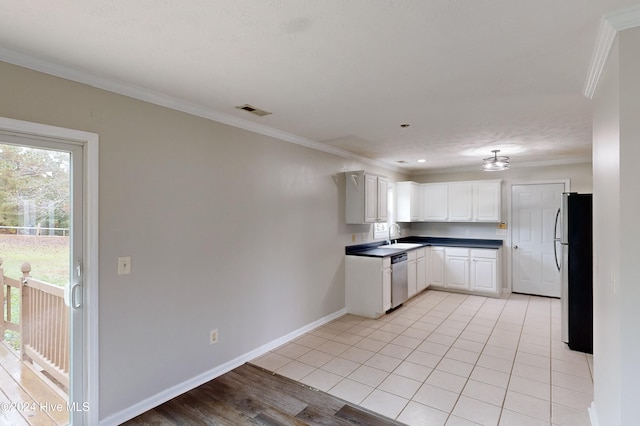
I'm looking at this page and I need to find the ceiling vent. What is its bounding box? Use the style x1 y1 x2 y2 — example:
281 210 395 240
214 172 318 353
235 104 272 117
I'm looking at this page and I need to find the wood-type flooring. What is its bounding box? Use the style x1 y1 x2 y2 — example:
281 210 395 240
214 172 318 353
123 363 403 426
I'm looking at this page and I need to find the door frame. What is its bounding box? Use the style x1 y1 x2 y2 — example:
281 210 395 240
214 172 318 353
0 116 99 425
507 179 570 294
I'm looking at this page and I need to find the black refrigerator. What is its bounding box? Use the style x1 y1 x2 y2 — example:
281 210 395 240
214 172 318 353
554 192 593 353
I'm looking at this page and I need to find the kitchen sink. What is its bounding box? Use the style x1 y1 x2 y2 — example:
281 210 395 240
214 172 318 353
378 243 424 250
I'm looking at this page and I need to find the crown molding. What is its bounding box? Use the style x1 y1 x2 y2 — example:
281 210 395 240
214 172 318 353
0 46 403 173
584 4 640 99
410 156 592 177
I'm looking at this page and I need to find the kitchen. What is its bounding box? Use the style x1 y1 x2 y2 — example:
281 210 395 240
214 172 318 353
0 2 638 426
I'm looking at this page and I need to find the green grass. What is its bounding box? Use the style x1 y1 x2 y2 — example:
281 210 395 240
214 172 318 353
1 234 69 349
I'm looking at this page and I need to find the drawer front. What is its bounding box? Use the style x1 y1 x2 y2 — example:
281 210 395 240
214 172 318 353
408 250 417 261
471 249 497 259
445 247 469 257
415 248 426 259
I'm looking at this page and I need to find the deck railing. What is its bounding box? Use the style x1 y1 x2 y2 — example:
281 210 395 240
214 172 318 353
1 258 69 389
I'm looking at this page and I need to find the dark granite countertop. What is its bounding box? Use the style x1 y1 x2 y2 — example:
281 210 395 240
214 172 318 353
346 237 503 258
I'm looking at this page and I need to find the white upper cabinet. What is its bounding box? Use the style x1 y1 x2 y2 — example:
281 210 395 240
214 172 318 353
421 183 449 221
448 182 473 221
396 179 502 223
346 171 389 224
473 181 501 222
396 181 420 222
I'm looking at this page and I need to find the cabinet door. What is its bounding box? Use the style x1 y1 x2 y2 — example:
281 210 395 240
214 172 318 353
430 247 446 286
377 176 389 222
470 257 497 293
408 259 417 298
446 256 469 290
421 184 448 221
364 174 379 223
417 256 426 292
474 181 501 222
382 266 392 312
448 183 473 221
410 183 419 221
395 182 412 222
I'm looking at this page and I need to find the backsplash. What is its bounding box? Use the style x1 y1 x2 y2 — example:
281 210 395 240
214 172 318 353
410 222 507 240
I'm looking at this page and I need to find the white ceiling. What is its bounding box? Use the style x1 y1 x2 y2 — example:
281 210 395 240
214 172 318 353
0 1 637 173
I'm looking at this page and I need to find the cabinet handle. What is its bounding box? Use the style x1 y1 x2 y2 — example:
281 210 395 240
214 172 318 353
513 245 518 249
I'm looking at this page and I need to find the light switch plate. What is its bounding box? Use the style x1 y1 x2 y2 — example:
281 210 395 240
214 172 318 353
118 256 131 275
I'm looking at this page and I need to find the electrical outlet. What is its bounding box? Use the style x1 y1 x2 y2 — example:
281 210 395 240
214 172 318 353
361 232 367 241
210 329 219 345
118 256 131 275
351 234 356 242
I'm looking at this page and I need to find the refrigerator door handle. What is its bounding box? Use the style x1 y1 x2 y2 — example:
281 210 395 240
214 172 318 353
553 207 561 272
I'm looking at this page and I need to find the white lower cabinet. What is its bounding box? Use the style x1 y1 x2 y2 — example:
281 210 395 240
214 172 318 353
470 249 498 294
408 250 417 298
416 248 427 292
429 246 501 297
445 248 470 290
345 255 391 318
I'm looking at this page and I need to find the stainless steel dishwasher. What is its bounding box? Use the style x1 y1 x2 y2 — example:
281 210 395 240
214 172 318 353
390 252 408 309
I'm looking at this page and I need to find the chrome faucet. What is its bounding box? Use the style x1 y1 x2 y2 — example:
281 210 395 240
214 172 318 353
388 223 400 245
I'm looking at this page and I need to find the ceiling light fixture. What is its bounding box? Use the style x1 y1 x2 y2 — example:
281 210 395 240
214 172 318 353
417 159 426 163
482 149 510 171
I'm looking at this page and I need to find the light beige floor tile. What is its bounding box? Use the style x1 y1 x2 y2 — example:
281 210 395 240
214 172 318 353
452 396 502 426
412 382 460 413
551 371 593 394
365 353 403 372
452 338 485 353
296 349 334 368
470 365 510 388
508 375 551 400
443 318 470 330
458 330 490 344
465 324 494 335
476 354 513 373
512 362 551 384
552 358 592 378
299 369 343 392
327 378 374 405
436 325 464 338
552 385 593 410
482 345 516 361
360 389 408 420
417 340 450 356
407 349 443 368
519 333 550 348
397 401 448 426
487 334 520 350
391 334 423 349
402 327 432 340
499 409 549 426
325 320 356 332
292 333 328 349
515 351 550 369
378 373 422 399
503 390 551 421
354 337 387 352
378 342 413 360
551 402 591 426
345 324 376 337
275 361 316 381
367 328 399 343
436 358 474 378
518 341 550 357
348 364 389 387
332 332 364 346
312 326 342 339
251 352 291 371
394 361 434 382
320 356 360 377
446 347 481 364
379 322 409 334
426 370 468 394
446 414 482 425
462 379 506 407
274 342 312 359
315 340 350 356
427 333 458 346
339 346 375 364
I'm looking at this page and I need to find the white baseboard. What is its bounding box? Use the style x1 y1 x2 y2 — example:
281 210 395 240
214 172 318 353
99 307 347 426
588 401 599 426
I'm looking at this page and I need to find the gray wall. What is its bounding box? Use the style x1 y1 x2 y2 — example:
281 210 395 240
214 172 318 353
0 61 408 420
593 26 640 425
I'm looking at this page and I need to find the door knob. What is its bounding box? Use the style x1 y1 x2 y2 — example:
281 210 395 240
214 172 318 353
513 245 518 249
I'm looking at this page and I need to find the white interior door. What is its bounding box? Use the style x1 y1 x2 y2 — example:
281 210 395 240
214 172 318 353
512 183 565 297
